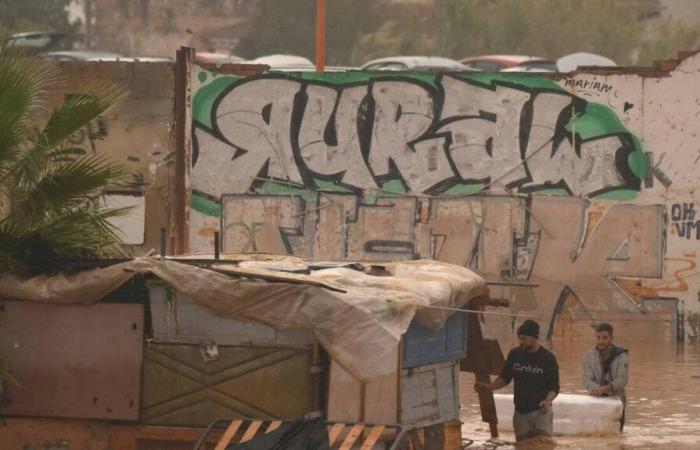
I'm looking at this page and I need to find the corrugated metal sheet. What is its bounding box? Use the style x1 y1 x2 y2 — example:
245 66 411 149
141 343 314 427
147 281 313 348
400 361 460 428
0 301 143 420
403 313 467 368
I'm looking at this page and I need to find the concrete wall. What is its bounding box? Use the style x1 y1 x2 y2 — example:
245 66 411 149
186 54 700 338
49 60 176 254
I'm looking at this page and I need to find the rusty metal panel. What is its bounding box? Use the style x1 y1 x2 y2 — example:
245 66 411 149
141 343 314 427
147 281 313 348
400 361 460 428
0 301 143 420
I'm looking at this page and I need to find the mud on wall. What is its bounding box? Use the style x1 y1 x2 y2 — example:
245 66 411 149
188 57 700 337
51 61 175 253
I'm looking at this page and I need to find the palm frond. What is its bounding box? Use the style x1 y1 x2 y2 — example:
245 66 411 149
0 219 32 270
46 146 88 163
0 229 27 271
0 56 60 168
36 205 130 257
7 156 128 224
0 53 132 271
41 84 127 150
0 366 19 388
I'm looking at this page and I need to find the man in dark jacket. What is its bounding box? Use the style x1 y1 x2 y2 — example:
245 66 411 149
476 320 560 441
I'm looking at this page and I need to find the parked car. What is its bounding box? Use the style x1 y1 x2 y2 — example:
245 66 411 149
43 50 124 61
556 52 616 72
247 54 315 69
195 52 244 65
44 51 171 62
3 31 68 55
361 56 466 71
265 66 353 72
500 60 557 73
460 54 556 72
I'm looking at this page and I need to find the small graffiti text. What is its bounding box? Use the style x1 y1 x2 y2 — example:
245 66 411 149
671 203 700 239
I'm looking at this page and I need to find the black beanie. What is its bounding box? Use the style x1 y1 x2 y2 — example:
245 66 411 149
517 319 540 338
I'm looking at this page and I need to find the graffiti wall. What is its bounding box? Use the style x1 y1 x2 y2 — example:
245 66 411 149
189 56 700 336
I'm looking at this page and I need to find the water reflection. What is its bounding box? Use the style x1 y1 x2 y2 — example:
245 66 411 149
460 338 700 449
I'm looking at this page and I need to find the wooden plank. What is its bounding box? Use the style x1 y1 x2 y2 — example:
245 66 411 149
214 419 242 450
0 302 143 421
360 425 385 450
327 361 362 422
364 371 398 424
210 264 345 292
240 420 262 442
266 421 282 433
328 423 346 446
424 423 444 450
327 351 398 424
400 361 460 428
463 303 499 438
339 425 365 450
460 338 505 375
444 420 464 450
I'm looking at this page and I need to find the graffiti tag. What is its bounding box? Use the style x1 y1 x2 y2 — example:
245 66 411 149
193 75 643 198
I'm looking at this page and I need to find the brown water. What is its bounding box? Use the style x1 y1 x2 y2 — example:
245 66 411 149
459 339 700 449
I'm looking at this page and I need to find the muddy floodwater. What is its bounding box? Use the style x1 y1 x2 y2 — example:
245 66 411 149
459 337 700 449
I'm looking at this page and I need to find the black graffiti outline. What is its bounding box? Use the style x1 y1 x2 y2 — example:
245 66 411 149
193 73 642 199
425 75 641 197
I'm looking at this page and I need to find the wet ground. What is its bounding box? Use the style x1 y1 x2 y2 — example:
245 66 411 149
459 337 700 449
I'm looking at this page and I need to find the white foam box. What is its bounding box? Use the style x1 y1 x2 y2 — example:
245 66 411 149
494 393 624 435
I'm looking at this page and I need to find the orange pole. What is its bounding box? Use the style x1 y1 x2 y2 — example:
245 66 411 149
315 0 326 72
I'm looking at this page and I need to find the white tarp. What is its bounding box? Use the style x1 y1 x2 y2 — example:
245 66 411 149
0 256 486 380
494 393 623 435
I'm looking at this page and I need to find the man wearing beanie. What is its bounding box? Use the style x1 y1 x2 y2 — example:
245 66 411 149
475 319 560 441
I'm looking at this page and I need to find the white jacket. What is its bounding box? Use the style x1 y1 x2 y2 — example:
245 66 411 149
582 345 629 404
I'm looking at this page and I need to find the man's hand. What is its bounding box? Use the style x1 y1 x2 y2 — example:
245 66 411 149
591 385 611 396
474 382 492 392
539 399 552 412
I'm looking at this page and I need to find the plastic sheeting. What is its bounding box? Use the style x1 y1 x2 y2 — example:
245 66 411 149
494 393 624 435
0 257 486 380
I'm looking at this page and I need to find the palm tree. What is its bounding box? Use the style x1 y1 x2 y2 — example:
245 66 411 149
0 53 130 272
0 357 19 390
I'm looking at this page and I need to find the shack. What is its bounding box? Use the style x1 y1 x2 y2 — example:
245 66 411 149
0 254 493 449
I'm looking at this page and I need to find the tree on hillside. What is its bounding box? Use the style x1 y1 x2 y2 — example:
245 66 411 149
355 0 700 67
237 0 386 65
431 0 645 64
0 54 129 272
351 3 435 62
428 0 700 66
636 19 700 65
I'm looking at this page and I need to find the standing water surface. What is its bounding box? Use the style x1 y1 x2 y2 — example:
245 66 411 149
459 338 700 449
